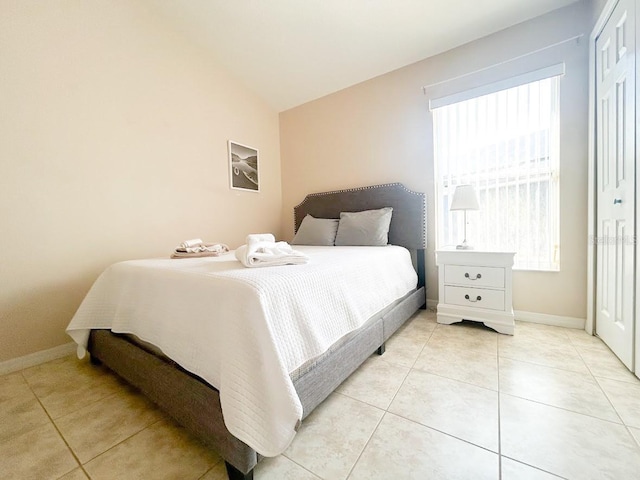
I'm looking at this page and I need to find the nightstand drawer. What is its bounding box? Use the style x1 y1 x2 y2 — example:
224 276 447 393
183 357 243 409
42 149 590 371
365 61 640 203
444 265 505 288
444 286 505 311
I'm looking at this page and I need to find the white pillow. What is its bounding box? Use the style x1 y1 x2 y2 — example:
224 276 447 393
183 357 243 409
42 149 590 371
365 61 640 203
334 207 393 246
292 215 339 246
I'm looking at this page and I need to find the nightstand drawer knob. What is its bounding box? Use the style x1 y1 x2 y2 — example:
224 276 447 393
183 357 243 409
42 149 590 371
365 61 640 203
464 272 482 280
464 294 482 302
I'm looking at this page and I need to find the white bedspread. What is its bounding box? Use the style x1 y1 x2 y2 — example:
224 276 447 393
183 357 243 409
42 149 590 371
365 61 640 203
66 246 418 456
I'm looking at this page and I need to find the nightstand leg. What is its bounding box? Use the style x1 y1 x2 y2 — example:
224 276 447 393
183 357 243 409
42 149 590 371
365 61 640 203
483 321 515 335
436 313 463 326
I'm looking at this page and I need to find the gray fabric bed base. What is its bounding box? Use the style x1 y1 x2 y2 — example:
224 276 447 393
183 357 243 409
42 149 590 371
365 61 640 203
87 286 425 478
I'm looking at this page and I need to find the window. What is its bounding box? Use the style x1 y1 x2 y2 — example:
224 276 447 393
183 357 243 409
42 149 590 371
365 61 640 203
432 74 561 271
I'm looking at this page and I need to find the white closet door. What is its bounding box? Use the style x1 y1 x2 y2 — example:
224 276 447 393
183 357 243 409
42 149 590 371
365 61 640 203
595 0 636 369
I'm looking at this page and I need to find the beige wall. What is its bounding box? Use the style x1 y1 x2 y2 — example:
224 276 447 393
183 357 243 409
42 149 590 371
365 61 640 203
280 2 591 319
0 1 282 362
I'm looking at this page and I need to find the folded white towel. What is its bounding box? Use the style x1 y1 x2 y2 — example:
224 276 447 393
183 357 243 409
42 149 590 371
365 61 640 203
235 234 309 268
247 233 275 245
179 238 204 249
180 244 228 254
172 240 230 258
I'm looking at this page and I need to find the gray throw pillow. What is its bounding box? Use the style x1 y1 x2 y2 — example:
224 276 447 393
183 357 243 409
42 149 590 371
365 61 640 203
292 215 339 246
334 207 393 246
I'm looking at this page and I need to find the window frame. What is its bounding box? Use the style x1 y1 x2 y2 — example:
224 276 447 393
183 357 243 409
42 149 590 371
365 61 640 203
431 72 562 272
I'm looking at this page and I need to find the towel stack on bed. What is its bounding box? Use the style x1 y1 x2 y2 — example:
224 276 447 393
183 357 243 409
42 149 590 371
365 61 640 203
235 233 309 267
171 239 229 258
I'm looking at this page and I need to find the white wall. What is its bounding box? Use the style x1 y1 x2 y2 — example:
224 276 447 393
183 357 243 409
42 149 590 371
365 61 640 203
0 1 282 362
280 2 591 320
589 0 611 24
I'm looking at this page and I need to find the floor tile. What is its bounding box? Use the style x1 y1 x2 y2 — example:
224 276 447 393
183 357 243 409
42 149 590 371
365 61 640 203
429 322 498 356
565 329 610 351
0 423 78 480
4 320 640 480
58 468 90 480
395 310 438 337
382 328 429 368
201 456 324 480
498 335 589 374
54 385 163 463
0 371 32 402
596 376 640 428
0 372 50 443
285 393 383 480
349 412 498 480
512 321 571 344
501 394 640 480
389 370 498 451
257 455 321 480
335 355 409 409
414 342 498 390
499 357 621 422
198 461 229 480
22 355 125 419
500 457 562 479
578 346 639 384
84 418 220 480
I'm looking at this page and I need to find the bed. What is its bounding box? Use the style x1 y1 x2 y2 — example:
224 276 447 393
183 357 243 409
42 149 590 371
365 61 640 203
68 183 426 480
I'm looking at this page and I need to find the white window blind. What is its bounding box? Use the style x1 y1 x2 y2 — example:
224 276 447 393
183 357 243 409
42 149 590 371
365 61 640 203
433 75 561 271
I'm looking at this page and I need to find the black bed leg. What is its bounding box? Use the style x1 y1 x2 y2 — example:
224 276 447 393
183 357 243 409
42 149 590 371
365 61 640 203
89 354 102 366
376 343 386 355
225 461 253 480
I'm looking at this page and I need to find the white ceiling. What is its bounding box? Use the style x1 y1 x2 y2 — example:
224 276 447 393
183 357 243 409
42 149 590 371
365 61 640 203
150 0 580 111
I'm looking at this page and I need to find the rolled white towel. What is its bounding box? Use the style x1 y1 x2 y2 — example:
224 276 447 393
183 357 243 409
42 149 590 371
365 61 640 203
235 240 309 268
246 233 275 246
179 238 204 249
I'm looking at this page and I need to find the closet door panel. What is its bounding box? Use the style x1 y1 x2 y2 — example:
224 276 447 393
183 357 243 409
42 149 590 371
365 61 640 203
595 0 636 370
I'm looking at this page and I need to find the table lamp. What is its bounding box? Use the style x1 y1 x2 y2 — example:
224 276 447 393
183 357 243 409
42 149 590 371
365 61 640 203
450 184 480 250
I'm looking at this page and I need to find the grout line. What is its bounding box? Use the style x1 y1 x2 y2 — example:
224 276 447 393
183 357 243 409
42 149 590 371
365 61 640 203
574 346 628 425
499 390 628 426
384 410 500 456
384 361 413 410
338 316 433 479
343 411 386 480
497 353 592 376
17 361 168 478
410 363 499 393
26 381 85 478
196 457 233 480
279 455 323 480
16 362 104 480
500 454 570 479
590 375 640 447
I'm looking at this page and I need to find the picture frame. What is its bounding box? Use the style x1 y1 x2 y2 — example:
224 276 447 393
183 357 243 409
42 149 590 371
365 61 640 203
228 141 259 192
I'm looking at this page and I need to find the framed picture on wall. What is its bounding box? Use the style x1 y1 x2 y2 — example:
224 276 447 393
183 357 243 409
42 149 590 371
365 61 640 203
228 141 259 192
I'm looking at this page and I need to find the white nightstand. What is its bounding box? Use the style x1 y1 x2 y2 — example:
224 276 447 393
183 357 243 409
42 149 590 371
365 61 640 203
435 249 515 335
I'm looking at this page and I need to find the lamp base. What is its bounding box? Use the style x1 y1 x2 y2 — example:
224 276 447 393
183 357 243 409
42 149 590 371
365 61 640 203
456 240 474 250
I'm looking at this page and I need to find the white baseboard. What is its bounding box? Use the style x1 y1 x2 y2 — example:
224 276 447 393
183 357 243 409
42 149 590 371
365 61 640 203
0 342 76 376
431 302 586 330
514 310 586 330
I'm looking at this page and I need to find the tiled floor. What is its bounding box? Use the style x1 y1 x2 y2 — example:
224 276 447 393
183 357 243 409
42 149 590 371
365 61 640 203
2 311 640 479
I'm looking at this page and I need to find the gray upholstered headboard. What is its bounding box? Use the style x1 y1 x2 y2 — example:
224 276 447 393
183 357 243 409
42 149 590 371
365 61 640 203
294 183 426 249
293 183 426 288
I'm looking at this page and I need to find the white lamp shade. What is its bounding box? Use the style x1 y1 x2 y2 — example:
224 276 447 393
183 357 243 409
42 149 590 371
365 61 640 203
450 184 480 211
